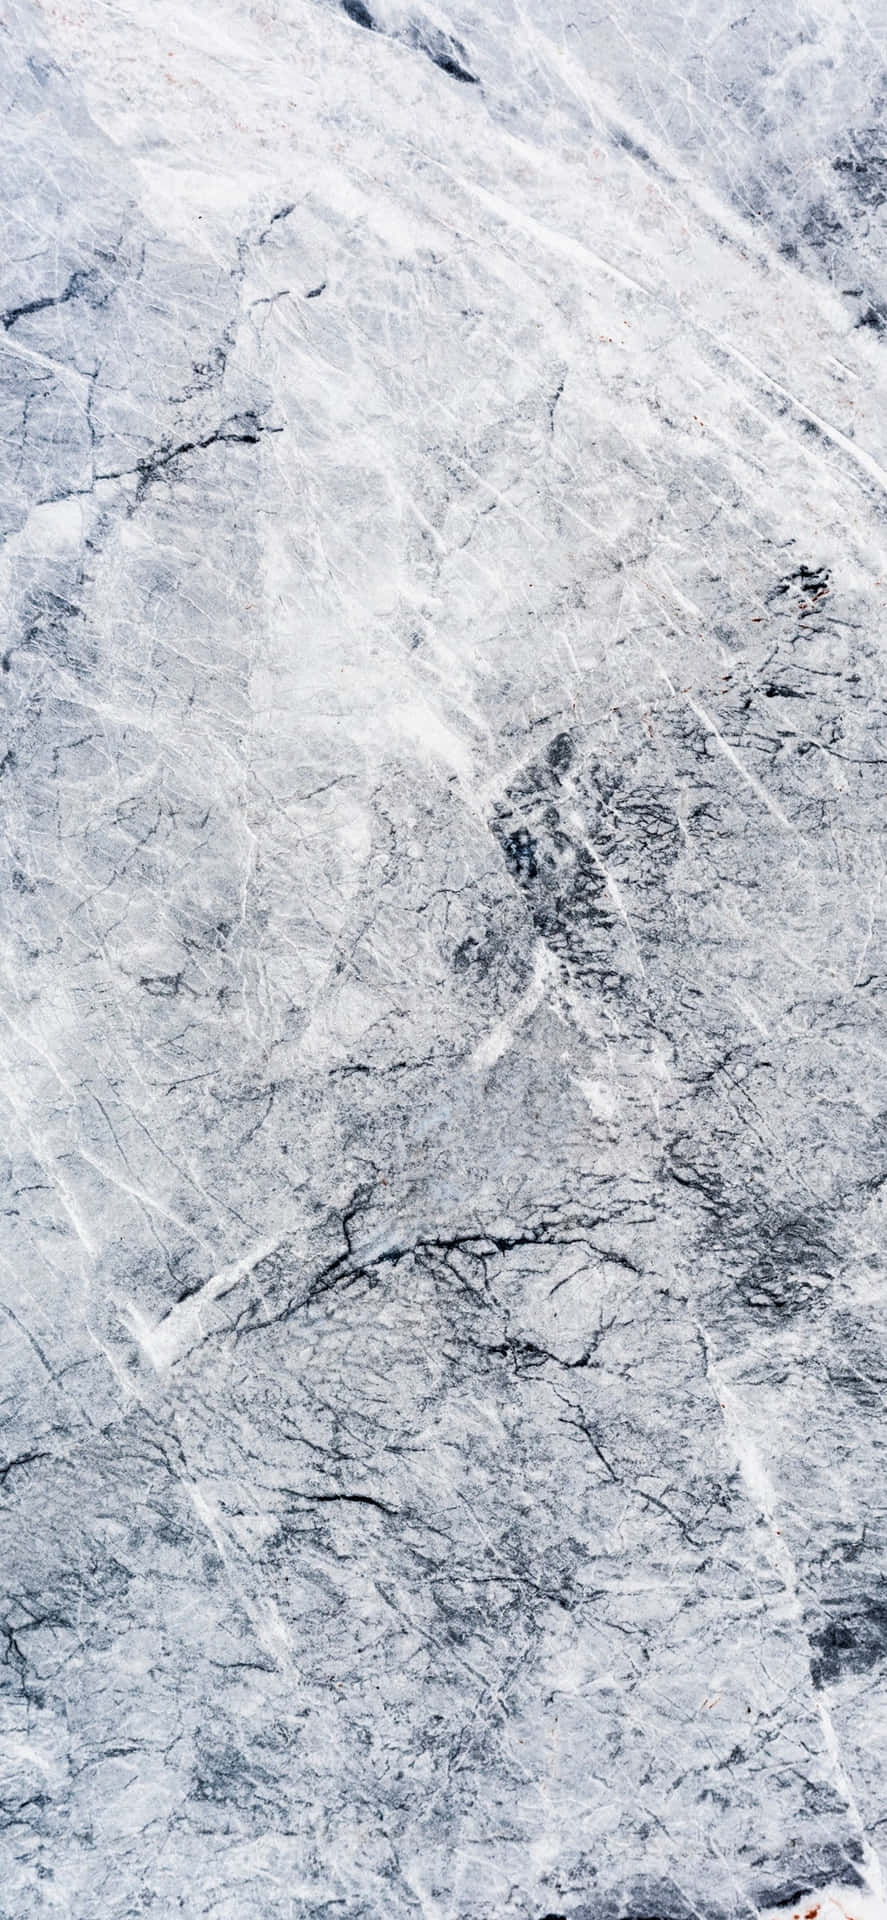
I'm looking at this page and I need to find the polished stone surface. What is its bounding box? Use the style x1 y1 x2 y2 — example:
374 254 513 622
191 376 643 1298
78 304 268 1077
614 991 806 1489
3 0 887 1914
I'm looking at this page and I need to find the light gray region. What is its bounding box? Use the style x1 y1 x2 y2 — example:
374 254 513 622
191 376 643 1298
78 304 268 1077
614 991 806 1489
2 0 887 1915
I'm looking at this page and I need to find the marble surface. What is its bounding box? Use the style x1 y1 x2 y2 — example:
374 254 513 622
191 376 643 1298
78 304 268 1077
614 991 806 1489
3 0 887 1913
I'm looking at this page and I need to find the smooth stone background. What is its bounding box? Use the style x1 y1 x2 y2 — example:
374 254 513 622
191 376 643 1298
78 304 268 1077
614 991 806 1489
2 0 887 1914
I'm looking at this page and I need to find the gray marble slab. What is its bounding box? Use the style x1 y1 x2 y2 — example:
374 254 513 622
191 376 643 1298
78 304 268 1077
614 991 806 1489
2 0 887 1915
